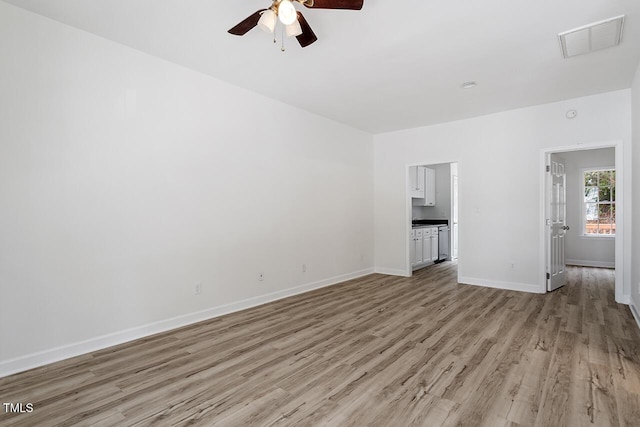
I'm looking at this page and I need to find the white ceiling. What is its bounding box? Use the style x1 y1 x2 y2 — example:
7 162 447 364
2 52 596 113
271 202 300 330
4 0 640 133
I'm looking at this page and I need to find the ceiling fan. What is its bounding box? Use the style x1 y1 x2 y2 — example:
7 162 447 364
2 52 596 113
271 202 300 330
228 0 364 48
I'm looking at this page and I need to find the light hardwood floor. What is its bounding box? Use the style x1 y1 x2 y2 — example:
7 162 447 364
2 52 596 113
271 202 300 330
1 264 640 426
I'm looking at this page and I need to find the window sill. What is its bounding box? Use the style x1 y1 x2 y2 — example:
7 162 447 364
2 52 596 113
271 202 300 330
580 234 615 239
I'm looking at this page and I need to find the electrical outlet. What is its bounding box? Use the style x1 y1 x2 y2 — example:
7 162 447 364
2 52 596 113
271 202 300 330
302 264 307 273
195 282 202 295
258 272 264 281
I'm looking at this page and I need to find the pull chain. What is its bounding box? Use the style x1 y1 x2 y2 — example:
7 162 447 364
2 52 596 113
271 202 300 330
273 16 277 43
281 26 285 52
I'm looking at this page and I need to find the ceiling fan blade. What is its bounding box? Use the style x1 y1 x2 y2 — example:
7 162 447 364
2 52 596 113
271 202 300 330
295 12 318 48
228 9 267 35
303 0 363 10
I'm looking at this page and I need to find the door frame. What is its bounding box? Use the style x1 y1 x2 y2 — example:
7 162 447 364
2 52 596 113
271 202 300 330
450 164 458 260
405 160 459 278
539 141 625 303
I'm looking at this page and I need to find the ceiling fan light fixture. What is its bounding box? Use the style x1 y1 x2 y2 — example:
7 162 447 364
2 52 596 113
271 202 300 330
228 0 363 48
285 19 303 37
278 0 297 25
258 9 276 33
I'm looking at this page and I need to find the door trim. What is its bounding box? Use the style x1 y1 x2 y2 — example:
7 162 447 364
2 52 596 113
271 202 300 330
539 141 626 303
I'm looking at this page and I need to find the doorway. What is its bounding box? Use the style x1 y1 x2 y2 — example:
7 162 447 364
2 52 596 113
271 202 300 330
541 143 624 302
407 161 458 276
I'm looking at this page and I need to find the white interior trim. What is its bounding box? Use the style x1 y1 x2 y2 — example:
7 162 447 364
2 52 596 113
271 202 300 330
0 268 374 378
566 259 615 269
375 267 410 277
630 302 640 332
458 276 543 294
405 165 413 276
539 140 625 302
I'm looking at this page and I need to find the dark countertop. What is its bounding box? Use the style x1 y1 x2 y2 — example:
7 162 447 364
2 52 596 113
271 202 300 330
412 219 448 226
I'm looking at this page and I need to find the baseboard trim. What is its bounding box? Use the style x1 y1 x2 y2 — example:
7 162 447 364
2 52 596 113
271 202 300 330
566 259 615 269
0 268 374 378
458 276 544 294
630 301 640 332
374 267 410 277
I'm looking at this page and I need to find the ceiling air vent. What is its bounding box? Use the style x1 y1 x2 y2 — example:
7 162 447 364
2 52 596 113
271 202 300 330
558 15 624 59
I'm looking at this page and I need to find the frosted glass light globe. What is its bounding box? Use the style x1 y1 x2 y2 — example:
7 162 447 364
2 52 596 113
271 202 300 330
285 19 302 37
258 9 276 33
278 0 297 25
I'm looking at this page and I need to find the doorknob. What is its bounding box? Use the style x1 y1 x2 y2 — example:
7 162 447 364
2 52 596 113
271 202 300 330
562 226 570 230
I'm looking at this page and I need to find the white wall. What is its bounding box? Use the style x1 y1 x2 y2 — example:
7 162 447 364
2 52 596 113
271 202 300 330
562 148 615 268
0 3 374 375
412 163 451 221
631 61 640 323
374 90 632 294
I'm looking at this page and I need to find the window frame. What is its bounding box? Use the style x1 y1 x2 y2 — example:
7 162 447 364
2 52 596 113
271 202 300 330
581 166 616 238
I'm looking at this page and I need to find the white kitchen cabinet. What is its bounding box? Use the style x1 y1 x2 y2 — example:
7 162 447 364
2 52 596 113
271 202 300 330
430 228 439 262
422 228 432 262
412 226 440 270
415 228 423 265
411 229 424 268
412 167 435 206
410 166 425 198
424 168 436 206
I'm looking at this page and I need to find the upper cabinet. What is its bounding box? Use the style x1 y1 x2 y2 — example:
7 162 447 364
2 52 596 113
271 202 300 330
411 166 435 206
409 166 425 198
424 167 435 206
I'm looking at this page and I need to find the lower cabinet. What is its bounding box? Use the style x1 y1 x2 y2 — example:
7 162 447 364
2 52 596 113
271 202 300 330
412 228 423 267
422 228 432 261
410 229 416 266
430 231 438 262
412 227 439 270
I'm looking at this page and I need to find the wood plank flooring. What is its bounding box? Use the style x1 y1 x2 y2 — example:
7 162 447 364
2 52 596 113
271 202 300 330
1 264 640 426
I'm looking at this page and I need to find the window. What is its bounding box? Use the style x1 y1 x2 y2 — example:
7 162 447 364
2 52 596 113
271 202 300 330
583 169 615 236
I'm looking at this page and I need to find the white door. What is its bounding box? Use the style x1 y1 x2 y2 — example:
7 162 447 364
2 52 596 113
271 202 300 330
547 154 568 291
